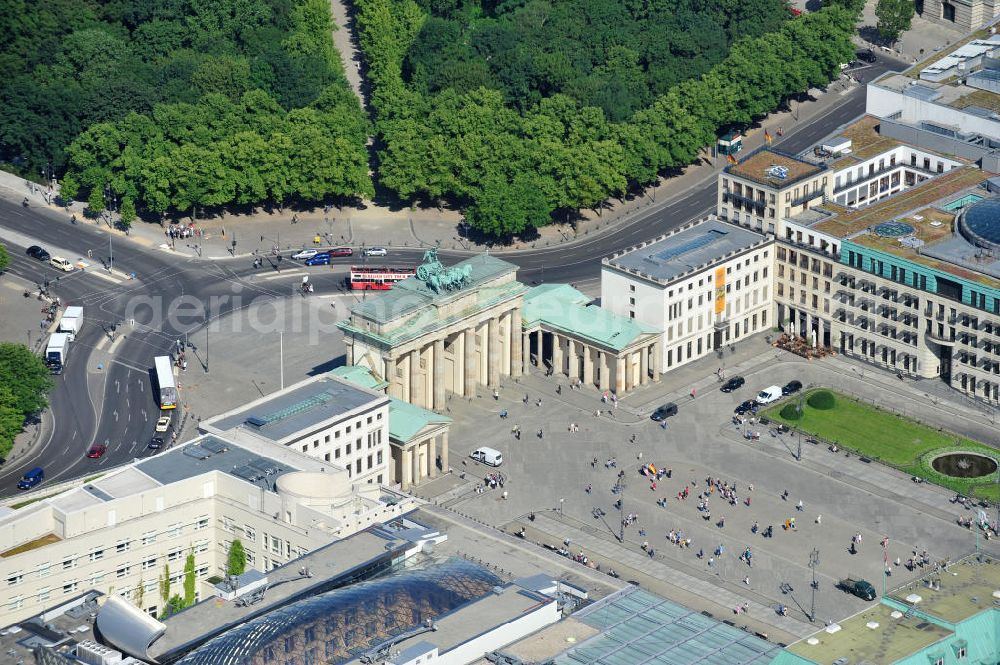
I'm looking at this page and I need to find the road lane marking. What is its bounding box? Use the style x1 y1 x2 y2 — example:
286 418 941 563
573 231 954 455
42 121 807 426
95 336 109 352
86 270 125 284
108 336 125 354
263 271 306 280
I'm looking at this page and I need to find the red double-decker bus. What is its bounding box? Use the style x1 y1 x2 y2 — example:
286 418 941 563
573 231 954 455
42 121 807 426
348 266 416 290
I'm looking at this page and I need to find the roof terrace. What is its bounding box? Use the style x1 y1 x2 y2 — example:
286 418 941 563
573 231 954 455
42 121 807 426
887 554 1000 625
726 148 825 188
786 603 952 665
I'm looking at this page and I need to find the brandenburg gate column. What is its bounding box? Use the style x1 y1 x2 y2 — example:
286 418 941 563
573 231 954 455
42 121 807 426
567 339 578 381
615 356 626 394
441 431 449 472
652 343 662 381
488 317 500 387
464 328 477 397
640 346 649 385
385 356 400 399
409 348 423 407
433 338 446 411
553 333 563 375
510 309 523 377
429 436 438 478
522 332 531 375
599 352 609 391
582 345 594 386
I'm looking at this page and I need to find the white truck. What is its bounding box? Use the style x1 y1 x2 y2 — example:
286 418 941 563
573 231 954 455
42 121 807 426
45 332 72 374
58 306 83 340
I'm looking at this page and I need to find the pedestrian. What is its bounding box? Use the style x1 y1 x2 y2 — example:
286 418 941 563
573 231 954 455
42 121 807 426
797 499 804 511
690 387 697 399
493 388 499 400
708 557 714 567
743 576 750 586
816 514 822 525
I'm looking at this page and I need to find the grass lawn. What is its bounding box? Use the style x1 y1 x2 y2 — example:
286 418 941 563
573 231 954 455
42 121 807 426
764 389 1000 501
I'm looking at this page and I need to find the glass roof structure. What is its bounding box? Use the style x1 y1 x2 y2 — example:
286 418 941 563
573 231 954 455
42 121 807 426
960 198 1000 252
555 588 779 665
172 558 501 665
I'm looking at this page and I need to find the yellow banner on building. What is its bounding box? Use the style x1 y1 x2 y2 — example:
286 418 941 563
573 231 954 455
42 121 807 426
714 267 726 314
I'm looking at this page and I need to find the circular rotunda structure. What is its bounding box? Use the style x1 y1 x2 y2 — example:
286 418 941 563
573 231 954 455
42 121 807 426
958 198 1000 253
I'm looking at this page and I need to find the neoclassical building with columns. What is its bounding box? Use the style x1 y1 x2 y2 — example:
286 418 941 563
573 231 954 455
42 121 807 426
339 252 528 412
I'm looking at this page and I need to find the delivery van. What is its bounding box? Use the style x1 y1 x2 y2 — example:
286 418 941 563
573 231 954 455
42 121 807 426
755 385 783 405
470 447 503 467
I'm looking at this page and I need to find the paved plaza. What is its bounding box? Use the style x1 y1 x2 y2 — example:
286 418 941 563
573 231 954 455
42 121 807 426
425 335 1000 642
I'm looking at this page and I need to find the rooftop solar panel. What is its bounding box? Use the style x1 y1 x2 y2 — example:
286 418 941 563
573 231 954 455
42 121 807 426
653 230 726 262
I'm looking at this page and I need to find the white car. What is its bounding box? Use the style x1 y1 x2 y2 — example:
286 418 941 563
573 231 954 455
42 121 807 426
49 256 74 272
364 247 388 257
291 249 319 260
155 415 171 433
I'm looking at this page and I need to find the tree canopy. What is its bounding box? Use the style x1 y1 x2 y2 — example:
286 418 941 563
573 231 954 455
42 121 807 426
0 343 53 458
1 0 371 214
357 0 856 236
876 0 915 43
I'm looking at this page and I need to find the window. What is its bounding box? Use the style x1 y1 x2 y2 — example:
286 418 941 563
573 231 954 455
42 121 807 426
244 525 256 542
195 517 209 530
141 531 157 546
116 566 130 579
62 557 75 570
37 588 50 603
7 573 22 586
142 557 157 571
167 547 183 561
63 581 78 594
89 548 104 561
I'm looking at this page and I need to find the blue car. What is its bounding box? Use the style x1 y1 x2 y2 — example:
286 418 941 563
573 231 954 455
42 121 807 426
17 467 44 490
304 253 331 266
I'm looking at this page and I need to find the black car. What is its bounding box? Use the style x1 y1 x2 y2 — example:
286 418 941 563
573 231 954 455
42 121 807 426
734 400 756 415
856 49 877 63
148 436 164 450
782 380 803 396
720 376 745 393
651 403 679 421
26 245 51 261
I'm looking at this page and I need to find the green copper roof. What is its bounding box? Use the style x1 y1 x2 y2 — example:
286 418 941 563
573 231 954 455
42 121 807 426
350 254 520 324
523 284 658 352
330 365 388 391
388 398 451 443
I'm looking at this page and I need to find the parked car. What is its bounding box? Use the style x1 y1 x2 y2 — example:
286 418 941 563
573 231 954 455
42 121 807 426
331 247 353 257
155 415 171 433
304 253 331 266
49 256 74 272
734 400 756 415
838 577 877 601
148 436 164 450
26 245 51 261
291 249 319 260
856 49 877 63
364 247 388 257
17 467 44 490
86 443 107 459
651 403 679 421
720 376 745 393
782 380 803 395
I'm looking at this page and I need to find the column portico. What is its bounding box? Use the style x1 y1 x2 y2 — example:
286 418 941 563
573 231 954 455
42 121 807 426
441 431 449 471
511 309 523 377
599 352 609 391
521 332 531 376
553 333 563 374
430 436 438 478
464 328 476 397
402 447 412 490
488 317 500 387
433 338 446 410
385 357 400 399
582 345 594 386
652 343 661 381
412 445 421 488
640 347 649 385
615 356 625 394
409 348 423 408
568 339 578 380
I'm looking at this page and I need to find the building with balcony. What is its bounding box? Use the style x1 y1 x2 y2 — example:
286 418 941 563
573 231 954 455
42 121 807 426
601 218 774 373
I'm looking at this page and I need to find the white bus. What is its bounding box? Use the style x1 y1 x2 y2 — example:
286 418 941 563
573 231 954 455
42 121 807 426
154 355 177 410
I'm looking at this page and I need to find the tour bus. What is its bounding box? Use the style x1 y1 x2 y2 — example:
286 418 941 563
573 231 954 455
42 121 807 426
154 355 178 410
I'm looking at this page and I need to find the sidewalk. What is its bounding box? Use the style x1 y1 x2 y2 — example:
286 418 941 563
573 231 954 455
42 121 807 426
0 58 874 261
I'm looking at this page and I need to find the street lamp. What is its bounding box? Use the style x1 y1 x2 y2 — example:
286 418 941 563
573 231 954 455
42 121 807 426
808 548 820 622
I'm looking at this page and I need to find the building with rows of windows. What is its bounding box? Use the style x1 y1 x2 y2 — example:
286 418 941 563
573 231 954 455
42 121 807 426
0 432 416 625
719 110 1000 403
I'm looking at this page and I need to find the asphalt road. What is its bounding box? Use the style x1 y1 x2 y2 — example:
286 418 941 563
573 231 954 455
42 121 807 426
0 55 905 497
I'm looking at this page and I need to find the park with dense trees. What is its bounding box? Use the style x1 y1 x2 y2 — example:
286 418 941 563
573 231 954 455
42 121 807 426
358 0 858 236
0 0 371 219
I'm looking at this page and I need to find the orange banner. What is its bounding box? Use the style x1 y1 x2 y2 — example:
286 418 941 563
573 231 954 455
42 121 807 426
714 267 726 315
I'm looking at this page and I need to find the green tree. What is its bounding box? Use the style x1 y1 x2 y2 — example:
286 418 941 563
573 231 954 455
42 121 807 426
227 539 247 576
0 242 9 273
118 197 136 233
823 0 867 16
0 343 53 416
876 0 915 43
160 564 171 604
183 552 196 607
0 386 26 458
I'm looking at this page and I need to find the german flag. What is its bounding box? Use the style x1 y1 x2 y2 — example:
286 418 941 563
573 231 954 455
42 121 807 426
764 129 773 145
727 153 738 165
